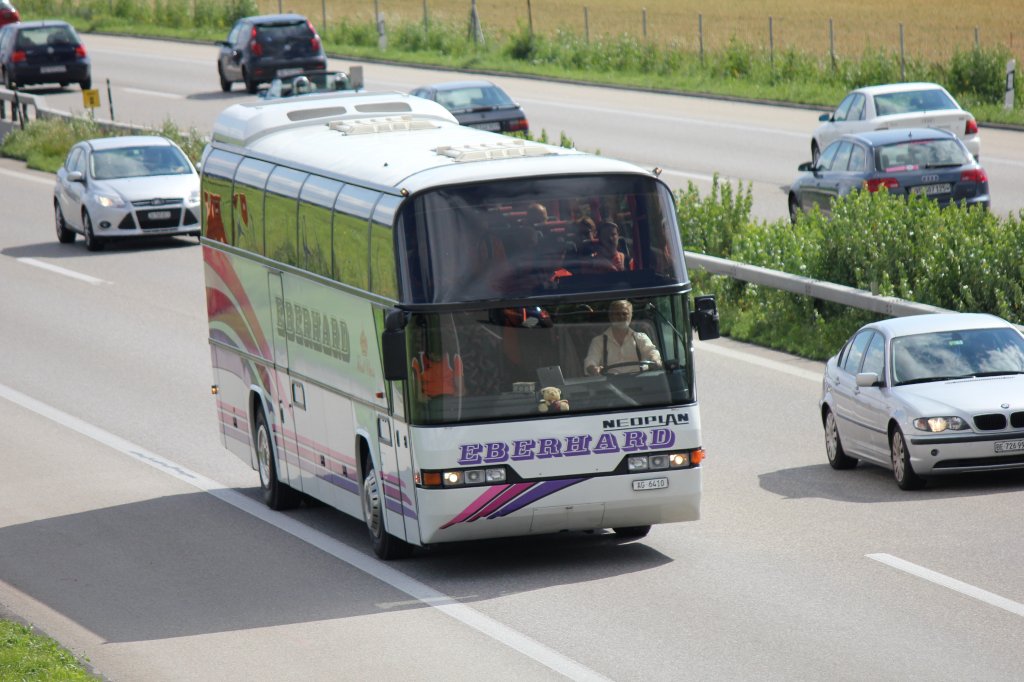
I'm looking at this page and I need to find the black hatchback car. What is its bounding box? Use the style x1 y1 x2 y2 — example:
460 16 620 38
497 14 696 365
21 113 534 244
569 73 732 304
0 20 90 90
788 128 990 223
217 13 327 94
409 80 529 134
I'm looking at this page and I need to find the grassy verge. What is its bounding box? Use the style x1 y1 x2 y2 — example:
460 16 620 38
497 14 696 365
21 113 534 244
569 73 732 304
0 619 97 680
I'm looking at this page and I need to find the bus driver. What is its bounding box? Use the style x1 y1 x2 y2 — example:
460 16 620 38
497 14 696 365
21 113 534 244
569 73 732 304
584 300 662 375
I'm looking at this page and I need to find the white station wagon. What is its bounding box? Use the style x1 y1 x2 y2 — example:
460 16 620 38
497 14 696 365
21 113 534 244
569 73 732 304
820 313 1024 489
812 82 981 164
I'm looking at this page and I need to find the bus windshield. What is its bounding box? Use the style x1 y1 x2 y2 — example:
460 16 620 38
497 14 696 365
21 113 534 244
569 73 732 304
399 174 686 304
405 295 695 425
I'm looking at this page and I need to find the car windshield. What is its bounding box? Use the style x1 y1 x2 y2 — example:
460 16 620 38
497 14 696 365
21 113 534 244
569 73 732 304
873 88 958 116
436 85 514 111
91 145 192 180
876 139 970 171
892 327 1024 385
404 294 695 425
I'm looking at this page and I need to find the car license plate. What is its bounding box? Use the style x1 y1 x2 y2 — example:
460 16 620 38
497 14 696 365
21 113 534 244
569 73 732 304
40 65 67 74
148 210 172 220
994 439 1024 454
277 68 303 77
473 121 502 131
910 183 951 195
632 477 668 491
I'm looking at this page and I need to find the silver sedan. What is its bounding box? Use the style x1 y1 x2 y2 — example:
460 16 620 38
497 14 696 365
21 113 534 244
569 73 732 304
54 135 200 251
820 313 1024 489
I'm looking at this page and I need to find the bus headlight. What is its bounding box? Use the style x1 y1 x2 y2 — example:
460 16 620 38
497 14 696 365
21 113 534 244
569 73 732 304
419 466 508 488
627 449 704 472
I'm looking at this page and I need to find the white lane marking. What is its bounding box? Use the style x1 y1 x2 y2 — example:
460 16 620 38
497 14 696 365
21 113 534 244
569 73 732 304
696 341 822 384
121 87 185 100
0 167 53 186
17 258 109 285
0 382 610 682
868 553 1024 618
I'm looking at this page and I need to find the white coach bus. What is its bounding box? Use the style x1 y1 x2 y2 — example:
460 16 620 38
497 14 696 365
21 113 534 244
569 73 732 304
200 90 720 558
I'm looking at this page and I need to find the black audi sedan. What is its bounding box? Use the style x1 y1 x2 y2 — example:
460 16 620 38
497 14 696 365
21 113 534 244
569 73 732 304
409 80 529 134
217 13 327 94
0 20 91 90
788 128 989 223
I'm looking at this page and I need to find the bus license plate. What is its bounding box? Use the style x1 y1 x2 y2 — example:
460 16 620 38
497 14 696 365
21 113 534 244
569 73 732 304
148 210 172 220
910 183 951 195
632 477 668 491
994 439 1024 453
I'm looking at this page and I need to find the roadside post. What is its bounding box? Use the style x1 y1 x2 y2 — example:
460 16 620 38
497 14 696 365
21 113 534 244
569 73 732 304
106 78 115 121
1006 59 1016 110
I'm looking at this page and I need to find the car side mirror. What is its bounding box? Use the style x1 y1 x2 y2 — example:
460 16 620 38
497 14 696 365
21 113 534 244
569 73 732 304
819 113 831 122
798 161 814 172
67 170 84 183
855 372 880 387
690 295 720 341
381 308 409 381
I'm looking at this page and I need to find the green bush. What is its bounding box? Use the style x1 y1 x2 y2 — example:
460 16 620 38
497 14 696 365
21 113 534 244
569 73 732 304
948 45 1014 104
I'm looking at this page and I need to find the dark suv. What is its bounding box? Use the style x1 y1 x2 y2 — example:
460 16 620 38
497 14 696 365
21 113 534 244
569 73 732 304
217 14 327 94
0 20 91 90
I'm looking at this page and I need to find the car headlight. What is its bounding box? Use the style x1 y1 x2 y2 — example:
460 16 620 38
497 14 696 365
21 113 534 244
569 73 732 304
94 193 125 208
913 416 969 432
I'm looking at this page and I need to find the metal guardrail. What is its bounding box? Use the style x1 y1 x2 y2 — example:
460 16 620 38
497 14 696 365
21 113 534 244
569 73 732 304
684 251 953 317
0 88 39 128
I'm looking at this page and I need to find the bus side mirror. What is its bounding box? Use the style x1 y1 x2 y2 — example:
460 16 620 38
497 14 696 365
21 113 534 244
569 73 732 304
381 308 409 381
690 295 720 341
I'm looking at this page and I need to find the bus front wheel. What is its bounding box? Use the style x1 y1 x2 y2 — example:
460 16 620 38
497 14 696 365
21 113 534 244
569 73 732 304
255 407 301 510
362 462 412 560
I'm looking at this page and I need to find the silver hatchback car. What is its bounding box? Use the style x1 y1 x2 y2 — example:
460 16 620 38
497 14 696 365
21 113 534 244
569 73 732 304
54 136 201 251
820 313 1024 489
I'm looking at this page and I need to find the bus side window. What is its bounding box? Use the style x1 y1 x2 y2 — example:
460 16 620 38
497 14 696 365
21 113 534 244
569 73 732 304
299 176 342 278
333 185 375 290
264 167 307 266
201 149 241 244
232 158 272 254
370 195 401 299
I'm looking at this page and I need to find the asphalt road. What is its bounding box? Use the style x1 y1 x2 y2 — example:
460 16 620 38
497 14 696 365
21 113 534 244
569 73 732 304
2 35 1024 681
33 33 1024 223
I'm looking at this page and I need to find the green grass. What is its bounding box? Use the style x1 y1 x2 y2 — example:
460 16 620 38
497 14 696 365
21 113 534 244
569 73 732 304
0 620 96 680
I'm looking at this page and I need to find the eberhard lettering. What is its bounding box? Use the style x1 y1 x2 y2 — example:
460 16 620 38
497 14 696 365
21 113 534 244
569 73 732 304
458 428 677 465
275 297 350 361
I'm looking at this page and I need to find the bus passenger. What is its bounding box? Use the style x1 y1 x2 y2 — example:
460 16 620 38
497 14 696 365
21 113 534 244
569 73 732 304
591 221 626 272
584 300 661 375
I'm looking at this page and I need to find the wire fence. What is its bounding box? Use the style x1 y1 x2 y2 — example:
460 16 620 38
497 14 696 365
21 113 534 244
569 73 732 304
261 0 1020 62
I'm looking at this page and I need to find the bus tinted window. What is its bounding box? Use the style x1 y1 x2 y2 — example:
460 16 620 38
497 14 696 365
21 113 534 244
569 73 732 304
370 194 401 299
264 167 308 266
299 175 342 278
333 185 375 289
201 149 241 243
232 158 272 254
400 174 686 304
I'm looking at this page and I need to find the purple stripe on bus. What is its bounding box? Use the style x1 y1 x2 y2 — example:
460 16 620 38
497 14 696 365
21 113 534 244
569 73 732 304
488 478 584 519
468 482 535 522
440 485 512 529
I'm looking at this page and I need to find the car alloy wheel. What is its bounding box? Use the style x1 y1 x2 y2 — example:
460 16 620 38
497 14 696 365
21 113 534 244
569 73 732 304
890 428 925 490
54 203 75 244
83 212 104 251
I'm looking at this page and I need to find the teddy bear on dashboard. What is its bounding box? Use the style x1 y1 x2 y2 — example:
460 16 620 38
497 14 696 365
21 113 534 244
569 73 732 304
538 386 569 413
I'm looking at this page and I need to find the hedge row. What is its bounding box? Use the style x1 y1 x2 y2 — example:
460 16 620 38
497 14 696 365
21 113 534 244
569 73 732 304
676 179 1024 360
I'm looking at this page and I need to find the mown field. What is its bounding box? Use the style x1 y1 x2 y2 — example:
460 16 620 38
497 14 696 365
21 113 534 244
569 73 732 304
265 0 1022 62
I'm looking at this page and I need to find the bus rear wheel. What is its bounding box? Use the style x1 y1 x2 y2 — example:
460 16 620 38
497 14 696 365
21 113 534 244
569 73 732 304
255 407 301 510
612 525 651 539
362 462 412 559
